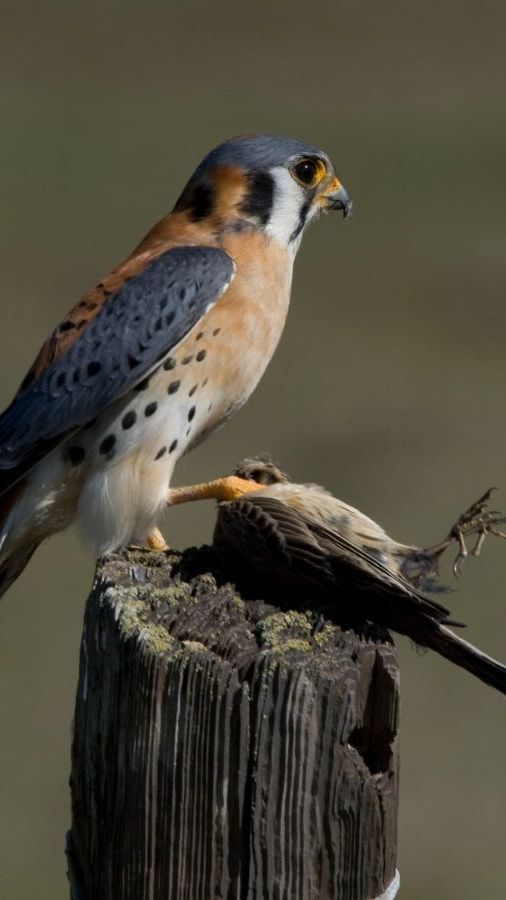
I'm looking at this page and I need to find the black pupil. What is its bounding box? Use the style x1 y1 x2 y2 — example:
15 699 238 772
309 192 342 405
297 160 317 184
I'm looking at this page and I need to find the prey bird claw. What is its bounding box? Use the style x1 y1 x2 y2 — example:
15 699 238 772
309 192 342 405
416 487 506 580
446 488 506 577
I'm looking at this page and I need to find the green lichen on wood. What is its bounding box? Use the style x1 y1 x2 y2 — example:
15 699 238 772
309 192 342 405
108 589 175 656
136 624 176 656
98 547 391 675
313 623 336 647
228 593 246 612
121 548 180 568
257 610 315 651
180 640 208 653
272 637 314 654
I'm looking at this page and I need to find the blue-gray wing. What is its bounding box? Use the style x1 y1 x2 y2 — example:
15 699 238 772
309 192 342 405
0 245 235 493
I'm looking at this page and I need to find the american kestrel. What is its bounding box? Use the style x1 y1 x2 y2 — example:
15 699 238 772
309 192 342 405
0 135 351 597
169 457 506 694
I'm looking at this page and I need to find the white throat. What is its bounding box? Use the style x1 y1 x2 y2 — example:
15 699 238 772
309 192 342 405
264 167 318 254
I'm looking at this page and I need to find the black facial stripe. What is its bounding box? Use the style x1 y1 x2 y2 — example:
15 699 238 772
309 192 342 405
240 171 275 226
289 195 313 244
174 178 215 221
189 181 215 221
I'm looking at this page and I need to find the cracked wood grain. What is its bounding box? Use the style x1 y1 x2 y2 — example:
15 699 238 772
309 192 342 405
67 546 399 900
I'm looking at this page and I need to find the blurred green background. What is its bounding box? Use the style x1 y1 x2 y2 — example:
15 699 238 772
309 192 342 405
0 1 505 897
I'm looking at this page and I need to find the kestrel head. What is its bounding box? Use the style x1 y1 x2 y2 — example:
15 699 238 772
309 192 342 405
173 133 352 252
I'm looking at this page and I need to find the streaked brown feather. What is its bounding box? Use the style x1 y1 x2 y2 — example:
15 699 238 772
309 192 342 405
214 494 452 630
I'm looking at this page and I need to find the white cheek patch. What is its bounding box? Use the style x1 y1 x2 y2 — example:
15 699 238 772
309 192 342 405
264 167 308 252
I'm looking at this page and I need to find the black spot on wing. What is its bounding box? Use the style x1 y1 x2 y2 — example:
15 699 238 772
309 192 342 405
66 445 85 466
99 434 116 458
0 245 235 494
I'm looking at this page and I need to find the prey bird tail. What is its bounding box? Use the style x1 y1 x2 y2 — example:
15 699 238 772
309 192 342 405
421 624 506 695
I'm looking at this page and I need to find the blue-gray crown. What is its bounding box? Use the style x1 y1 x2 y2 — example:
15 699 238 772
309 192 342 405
195 133 328 175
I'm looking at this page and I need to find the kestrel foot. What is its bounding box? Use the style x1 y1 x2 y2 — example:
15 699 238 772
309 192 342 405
127 527 169 552
168 475 263 506
146 527 169 551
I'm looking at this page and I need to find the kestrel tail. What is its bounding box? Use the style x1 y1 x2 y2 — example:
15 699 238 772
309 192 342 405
169 457 506 694
0 135 351 598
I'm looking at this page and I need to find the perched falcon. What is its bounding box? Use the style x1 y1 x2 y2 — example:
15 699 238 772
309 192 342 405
169 458 506 694
0 135 351 598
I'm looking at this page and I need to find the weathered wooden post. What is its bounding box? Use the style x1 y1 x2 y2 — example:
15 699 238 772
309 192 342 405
67 546 400 900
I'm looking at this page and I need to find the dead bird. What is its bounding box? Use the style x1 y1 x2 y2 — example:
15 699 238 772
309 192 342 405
169 456 506 694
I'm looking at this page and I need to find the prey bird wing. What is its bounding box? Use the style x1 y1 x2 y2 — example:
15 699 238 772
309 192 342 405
215 493 452 630
214 489 506 693
0 246 235 495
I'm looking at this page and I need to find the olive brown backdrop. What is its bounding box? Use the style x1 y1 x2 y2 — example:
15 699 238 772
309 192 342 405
0 2 505 898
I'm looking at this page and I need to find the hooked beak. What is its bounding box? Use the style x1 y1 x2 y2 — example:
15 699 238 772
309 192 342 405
321 177 353 218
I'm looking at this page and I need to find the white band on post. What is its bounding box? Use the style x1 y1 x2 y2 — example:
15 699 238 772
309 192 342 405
370 869 400 900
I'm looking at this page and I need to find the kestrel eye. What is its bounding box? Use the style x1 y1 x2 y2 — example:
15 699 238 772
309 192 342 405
291 158 326 189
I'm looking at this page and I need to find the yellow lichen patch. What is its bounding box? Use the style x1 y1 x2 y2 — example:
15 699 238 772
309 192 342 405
112 594 174 656
278 638 313 654
181 640 207 653
161 584 200 609
228 593 246 612
136 624 175 656
114 596 146 637
259 610 314 651
314 624 336 647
